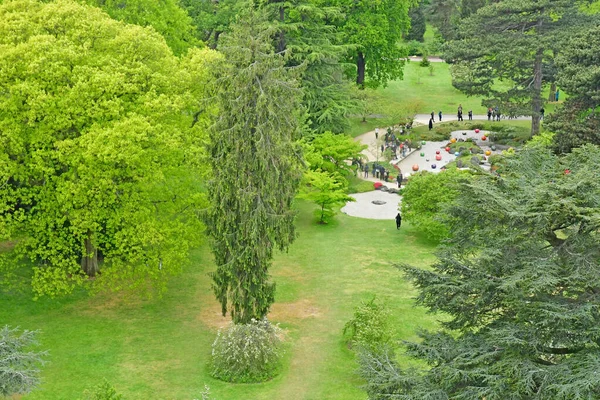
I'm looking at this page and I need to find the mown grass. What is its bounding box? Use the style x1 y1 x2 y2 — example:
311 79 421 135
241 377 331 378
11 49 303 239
348 61 563 138
2 201 440 400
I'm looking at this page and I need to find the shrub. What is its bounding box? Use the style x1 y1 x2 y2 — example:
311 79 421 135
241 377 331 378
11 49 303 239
211 319 283 383
81 380 123 400
419 55 430 67
406 40 424 56
344 297 394 352
401 169 473 241
468 123 485 130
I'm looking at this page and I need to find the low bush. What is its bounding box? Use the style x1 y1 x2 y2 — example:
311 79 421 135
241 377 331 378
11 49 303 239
344 297 394 352
81 380 123 400
211 319 283 383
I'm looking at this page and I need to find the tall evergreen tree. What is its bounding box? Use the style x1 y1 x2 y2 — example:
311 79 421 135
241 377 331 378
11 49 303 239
405 5 426 42
444 0 586 136
547 24 600 153
206 8 304 324
359 145 600 399
260 0 357 133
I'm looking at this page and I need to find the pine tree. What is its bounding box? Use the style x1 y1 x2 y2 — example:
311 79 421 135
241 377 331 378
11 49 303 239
444 0 588 136
207 7 304 324
359 145 600 399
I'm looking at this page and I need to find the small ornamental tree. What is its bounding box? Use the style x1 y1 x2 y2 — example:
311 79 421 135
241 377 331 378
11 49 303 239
360 145 600 399
0 326 46 397
298 170 354 224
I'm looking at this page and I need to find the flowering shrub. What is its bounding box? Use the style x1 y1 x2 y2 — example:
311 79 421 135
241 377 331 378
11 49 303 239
210 319 283 383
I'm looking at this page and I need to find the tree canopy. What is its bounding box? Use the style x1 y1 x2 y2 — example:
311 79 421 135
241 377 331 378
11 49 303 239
0 0 215 297
360 145 600 399
547 25 600 153
444 0 587 135
335 0 415 88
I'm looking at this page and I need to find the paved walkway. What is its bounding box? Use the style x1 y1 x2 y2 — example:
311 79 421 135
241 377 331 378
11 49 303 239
413 114 530 126
343 127 504 220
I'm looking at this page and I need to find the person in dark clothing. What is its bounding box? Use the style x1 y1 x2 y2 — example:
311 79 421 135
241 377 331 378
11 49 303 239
438 110 442 122
395 213 402 230
396 173 403 188
458 111 463 121
431 111 435 120
428 117 434 131
540 107 545 119
468 110 473 120
364 163 369 178
487 108 492 121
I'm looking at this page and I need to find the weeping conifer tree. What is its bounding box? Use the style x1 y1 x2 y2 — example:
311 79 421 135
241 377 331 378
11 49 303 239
206 7 304 324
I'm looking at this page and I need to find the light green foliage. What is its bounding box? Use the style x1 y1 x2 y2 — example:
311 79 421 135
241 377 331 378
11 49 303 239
0 0 216 297
344 297 394 352
298 170 354 224
362 145 600 398
81 0 199 55
0 326 46 397
336 0 415 87
210 319 283 383
81 380 123 400
207 7 303 324
400 169 471 241
302 132 367 175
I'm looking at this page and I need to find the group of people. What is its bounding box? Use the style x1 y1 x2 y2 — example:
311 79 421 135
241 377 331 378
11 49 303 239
376 126 413 160
363 162 391 182
487 106 502 121
429 105 474 130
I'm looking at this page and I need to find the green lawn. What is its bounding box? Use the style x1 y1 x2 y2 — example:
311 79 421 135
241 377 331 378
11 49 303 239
348 61 563 138
2 201 440 400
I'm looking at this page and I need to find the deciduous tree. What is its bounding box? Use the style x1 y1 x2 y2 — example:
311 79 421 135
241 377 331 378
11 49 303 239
0 0 215 297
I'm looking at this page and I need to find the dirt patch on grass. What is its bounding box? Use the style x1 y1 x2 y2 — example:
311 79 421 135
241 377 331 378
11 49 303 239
269 298 321 322
274 264 306 283
197 298 321 330
197 304 231 330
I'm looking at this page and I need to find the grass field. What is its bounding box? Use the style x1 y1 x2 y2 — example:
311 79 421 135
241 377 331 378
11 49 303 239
348 61 563 138
2 201 440 400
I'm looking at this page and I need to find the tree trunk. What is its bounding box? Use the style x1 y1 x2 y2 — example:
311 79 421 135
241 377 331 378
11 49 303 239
531 48 543 136
548 82 556 102
210 31 222 50
277 6 286 53
357 52 365 87
81 231 98 277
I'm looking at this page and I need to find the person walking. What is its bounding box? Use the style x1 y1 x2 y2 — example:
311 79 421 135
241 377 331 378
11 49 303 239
487 107 492 121
396 173 403 188
395 213 402 230
438 110 442 122
468 110 473 120
428 117 434 131
431 110 435 121
375 127 379 139
364 162 369 178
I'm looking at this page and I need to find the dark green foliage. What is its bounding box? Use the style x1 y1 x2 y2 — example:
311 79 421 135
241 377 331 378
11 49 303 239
361 145 600 398
548 25 600 153
0 326 46 397
180 0 241 48
261 0 357 134
444 0 587 135
207 8 303 324
405 5 426 42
